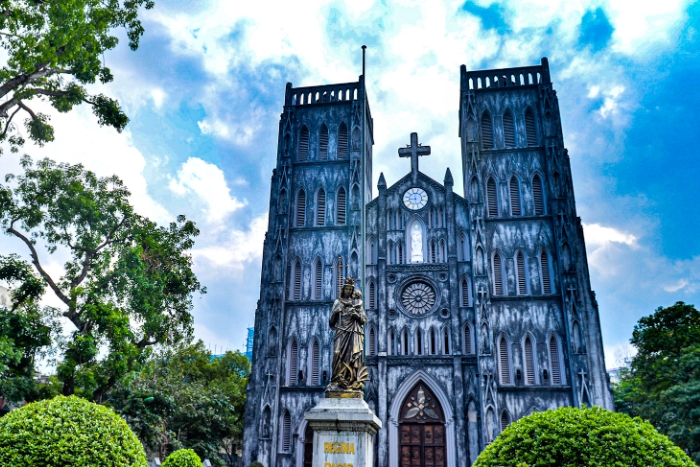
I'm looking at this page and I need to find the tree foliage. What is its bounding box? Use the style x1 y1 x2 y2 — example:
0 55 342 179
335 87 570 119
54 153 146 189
107 341 250 466
0 394 147 466
474 406 695 467
162 449 202 467
0 0 155 150
0 156 204 400
614 301 700 463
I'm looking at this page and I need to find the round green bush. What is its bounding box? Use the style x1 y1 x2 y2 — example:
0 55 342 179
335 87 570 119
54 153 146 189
475 406 695 467
162 449 202 467
0 395 146 466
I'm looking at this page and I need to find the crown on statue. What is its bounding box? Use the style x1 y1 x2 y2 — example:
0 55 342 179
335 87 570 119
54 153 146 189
343 277 356 287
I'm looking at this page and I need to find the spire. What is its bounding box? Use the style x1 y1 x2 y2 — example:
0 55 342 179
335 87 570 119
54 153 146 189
444 168 454 186
378 172 387 189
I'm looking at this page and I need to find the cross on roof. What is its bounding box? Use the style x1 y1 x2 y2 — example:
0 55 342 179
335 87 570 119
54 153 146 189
399 132 431 177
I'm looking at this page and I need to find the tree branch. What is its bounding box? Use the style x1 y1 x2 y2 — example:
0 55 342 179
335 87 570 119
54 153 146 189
17 100 37 119
0 64 71 101
69 216 126 290
0 105 21 139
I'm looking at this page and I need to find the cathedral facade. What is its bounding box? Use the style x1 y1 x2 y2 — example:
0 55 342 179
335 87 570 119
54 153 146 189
243 58 614 467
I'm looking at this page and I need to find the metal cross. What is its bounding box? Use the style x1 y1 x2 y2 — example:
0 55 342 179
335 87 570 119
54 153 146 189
399 132 431 175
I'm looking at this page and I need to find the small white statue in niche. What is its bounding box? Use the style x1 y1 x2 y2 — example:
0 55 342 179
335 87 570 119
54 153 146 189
411 223 423 263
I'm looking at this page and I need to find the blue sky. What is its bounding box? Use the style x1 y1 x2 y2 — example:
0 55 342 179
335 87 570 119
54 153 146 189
1 0 699 366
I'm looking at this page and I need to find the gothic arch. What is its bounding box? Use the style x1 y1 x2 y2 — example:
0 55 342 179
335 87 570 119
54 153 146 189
295 418 311 467
389 370 455 467
405 215 427 264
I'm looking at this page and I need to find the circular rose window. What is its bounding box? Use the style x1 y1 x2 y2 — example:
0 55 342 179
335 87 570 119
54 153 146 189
401 282 437 315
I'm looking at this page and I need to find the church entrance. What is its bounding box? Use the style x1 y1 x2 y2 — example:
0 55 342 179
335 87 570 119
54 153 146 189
303 424 313 467
399 383 446 467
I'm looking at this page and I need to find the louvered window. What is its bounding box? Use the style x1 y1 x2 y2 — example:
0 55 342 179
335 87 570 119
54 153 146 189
500 412 510 432
524 336 535 384
299 126 309 161
463 325 472 354
318 124 329 160
549 336 562 384
487 177 498 217
401 329 409 355
443 327 450 355
429 329 437 355
416 329 423 355
368 326 376 356
335 257 343 298
282 411 292 452
516 251 527 295
499 336 510 384
430 240 436 263
503 110 516 147
525 108 537 146
461 278 471 307
540 251 552 294
293 260 301 300
316 188 325 226
510 177 521 216
296 189 306 227
492 252 503 295
369 281 376 309
310 339 320 384
336 188 346 225
397 242 404 264
314 259 322 300
337 123 348 158
533 174 544 215
288 340 298 385
481 112 494 149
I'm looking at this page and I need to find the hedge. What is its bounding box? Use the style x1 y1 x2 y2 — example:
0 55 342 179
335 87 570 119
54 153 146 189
0 395 147 466
162 448 202 467
475 406 695 467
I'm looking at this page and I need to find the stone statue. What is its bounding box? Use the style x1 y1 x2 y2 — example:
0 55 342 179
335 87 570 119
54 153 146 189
411 223 423 263
327 277 369 394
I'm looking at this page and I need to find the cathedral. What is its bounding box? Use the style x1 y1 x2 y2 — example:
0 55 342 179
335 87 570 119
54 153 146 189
242 58 614 467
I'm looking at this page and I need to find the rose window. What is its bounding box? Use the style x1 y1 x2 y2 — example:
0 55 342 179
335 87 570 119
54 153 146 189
401 282 436 315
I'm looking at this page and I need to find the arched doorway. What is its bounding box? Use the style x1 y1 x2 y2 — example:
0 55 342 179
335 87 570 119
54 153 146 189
399 383 446 467
303 424 313 467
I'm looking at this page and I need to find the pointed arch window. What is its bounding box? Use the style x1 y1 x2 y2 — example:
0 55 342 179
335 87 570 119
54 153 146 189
509 176 522 216
287 339 298 386
368 326 376 356
492 252 504 295
368 280 376 309
367 237 377 265
282 410 292 452
461 277 472 307
389 328 396 355
500 411 510 432
334 257 343 298
316 188 326 226
532 174 545 215
291 259 302 300
397 242 404 264
430 239 437 263
429 328 437 355
516 250 527 295
458 231 469 261
487 177 499 217
540 250 553 294
308 338 320 385
549 335 563 385
318 124 329 160
439 239 446 263
296 189 306 227
400 329 409 356
387 240 394 265
336 187 347 225
313 258 323 300
498 335 511 384
481 111 494 149
299 125 309 161
416 329 423 355
261 406 271 439
463 323 473 354
443 327 451 355
337 122 348 159
525 107 537 146
503 109 516 147
524 335 536 385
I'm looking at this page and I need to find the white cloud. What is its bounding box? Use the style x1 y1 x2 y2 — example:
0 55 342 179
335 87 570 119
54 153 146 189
663 279 689 293
598 85 626 118
192 213 267 269
169 157 247 224
583 223 638 248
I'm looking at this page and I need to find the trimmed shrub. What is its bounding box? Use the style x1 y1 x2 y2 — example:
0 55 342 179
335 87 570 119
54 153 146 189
475 406 695 467
162 449 202 467
0 395 147 466
249 463 264 467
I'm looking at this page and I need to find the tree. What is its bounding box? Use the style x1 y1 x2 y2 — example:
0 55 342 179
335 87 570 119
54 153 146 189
474 406 695 467
108 341 250 466
162 449 202 467
0 0 154 150
0 156 204 400
614 301 700 463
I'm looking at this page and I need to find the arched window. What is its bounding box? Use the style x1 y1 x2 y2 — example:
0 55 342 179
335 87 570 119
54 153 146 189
287 339 298 385
439 239 446 263
313 258 323 300
469 176 479 202
397 242 404 264
367 237 377 265
387 208 394 230
481 111 494 149
492 252 504 295
261 406 271 439
416 329 423 355
430 239 437 263
281 410 292 452
516 250 527 295
509 176 522 216
389 329 396 355
485 407 496 443
540 250 553 294
498 335 511 384
351 184 360 210
525 107 537 146
299 125 309 161
368 326 376 356
463 323 473 354
500 411 510 432
368 280 376 309
524 335 536 385
278 188 287 214
296 189 306 227
387 240 394 265
337 122 348 159
487 176 499 217
334 257 343 298
461 277 472 307
429 328 437 355
336 187 347 225
532 174 545 215
443 327 451 355
291 259 302 300
549 334 563 385
318 124 329 160
459 231 468 261
308 338 320 385
401 329 409 356
562 242 573 272
476 246 485 275
316 188 326 226
503 109 516 147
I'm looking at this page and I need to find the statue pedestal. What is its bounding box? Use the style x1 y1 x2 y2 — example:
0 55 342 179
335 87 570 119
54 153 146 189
304 397 382 467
